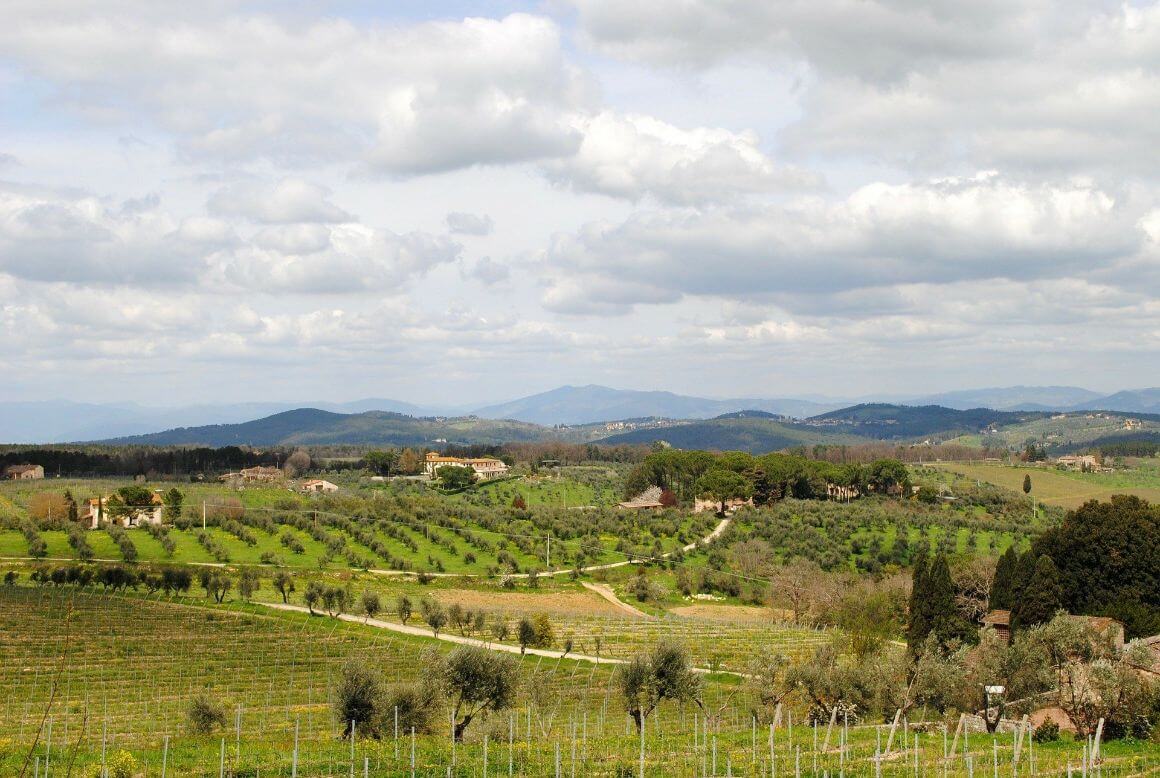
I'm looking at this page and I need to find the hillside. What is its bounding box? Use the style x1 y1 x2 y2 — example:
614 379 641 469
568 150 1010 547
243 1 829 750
472 384 837 425
804 404 1043 441
595 414 862 453
102 408 549 447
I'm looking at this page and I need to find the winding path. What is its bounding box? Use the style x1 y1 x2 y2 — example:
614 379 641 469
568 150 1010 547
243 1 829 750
581 581 650 618
261 601 741 676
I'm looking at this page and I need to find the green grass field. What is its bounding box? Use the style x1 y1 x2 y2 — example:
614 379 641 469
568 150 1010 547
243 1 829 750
933 461 1160 509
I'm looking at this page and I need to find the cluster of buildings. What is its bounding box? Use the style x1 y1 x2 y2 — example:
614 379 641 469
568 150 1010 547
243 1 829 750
1055 454 1110 472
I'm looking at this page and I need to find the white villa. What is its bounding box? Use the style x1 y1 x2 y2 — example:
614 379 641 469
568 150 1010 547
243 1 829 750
424 452 509 480
83 493 164 529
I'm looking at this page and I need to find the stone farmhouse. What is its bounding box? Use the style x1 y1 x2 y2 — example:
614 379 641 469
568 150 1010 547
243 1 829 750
5 464 44 480
82 492 164 529
219 466 284 486
424 452 509 480
300 479 339 494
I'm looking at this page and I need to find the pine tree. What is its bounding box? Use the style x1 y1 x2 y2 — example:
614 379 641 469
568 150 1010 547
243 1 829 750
907 545 931 652
989 546 1018 610
1011 555 1063 632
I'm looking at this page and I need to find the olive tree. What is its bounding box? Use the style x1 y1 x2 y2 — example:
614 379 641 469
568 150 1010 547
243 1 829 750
617 641 702 732
428 645 518 741
272 570 295 604
361 590 381 623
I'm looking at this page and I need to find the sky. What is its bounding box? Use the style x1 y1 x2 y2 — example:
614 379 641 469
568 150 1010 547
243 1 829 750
2 0 1160 406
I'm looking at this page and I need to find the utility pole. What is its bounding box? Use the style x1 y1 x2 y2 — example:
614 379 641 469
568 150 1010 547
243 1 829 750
546 534 551 569
202 501 206 530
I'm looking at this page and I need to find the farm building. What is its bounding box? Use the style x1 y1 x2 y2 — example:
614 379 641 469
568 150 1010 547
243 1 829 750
982 609 1125 647
219 466 284 485
693 496 754 514
300 479 339 494
1056 454 1103 471
423 452 509 480
618 486 665 511
4 464 44 480
82 492 164 529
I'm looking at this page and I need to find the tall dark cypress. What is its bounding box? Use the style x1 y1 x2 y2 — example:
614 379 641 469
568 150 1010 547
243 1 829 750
907 545 931 652
989 546 1019 610
1011 555 1063 632
927 552 976 647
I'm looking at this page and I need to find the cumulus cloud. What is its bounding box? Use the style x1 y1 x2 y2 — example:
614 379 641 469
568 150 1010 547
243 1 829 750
0 181 457 293
541 174 1144 313
0 10 589 174
462 256 511 285
568 0 1036 81
544 112 820 204
207 179 353 224
446 212 495 236
207 226 461 294
0 183 212 285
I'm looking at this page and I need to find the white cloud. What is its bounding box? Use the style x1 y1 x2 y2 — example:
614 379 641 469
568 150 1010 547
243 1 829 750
446 212 495 236
544 112 820 204
0 181 458 293
568 0 1037 81
541 174 1143 313
462 256 511 285
0 182 205 285
0 10 589 174
207 225 460 294
207 179 353 224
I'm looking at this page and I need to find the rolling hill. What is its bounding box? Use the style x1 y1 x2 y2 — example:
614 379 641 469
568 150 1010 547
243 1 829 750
102 409 549 447
803 404 1045 441
595 414 863 453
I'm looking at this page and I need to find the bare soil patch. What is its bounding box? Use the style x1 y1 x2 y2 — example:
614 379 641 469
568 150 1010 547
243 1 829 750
431 587 624 617
669 604 792 622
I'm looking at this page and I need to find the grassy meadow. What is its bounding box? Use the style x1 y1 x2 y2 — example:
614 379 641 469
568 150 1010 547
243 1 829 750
931 461 1160 509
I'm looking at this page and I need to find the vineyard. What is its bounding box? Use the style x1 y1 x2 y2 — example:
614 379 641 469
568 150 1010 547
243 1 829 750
2 587 1157 776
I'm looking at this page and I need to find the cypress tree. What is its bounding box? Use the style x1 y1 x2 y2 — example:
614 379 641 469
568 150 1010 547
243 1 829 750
907 545 931 652
1010 550 1037 604
989 546 1018 610
926 552 975 646
1011 555 1063 632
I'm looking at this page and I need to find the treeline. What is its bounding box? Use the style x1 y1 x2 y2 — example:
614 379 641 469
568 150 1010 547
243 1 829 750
1097 438 1160 458
0 446 282 478
1033 495 1159 638
624 449 910 504
798 442 1007 465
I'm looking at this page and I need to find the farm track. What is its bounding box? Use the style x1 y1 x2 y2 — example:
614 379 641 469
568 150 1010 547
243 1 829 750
581 581 651 618
261 600 745 677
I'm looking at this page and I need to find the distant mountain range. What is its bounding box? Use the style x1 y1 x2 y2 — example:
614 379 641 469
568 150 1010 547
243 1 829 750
471 385 837 425
3 384 1160 444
